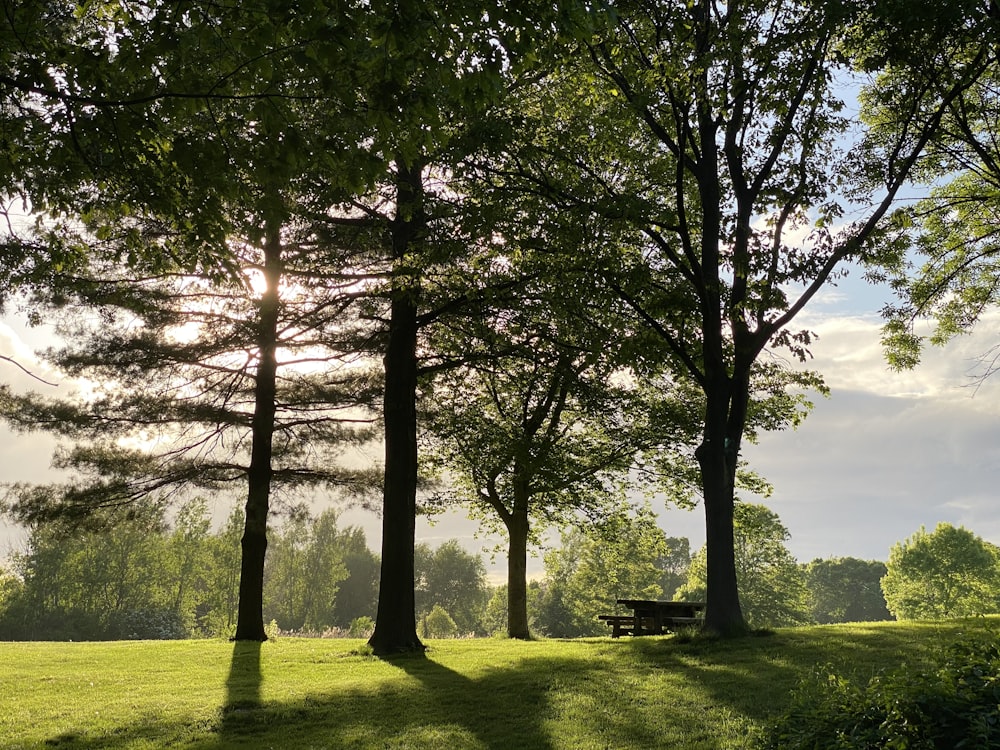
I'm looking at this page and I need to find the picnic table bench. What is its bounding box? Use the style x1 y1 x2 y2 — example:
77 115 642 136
598 600 706 637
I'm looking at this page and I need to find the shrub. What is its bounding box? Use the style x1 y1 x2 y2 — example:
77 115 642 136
764 628 1000 749
348 616 375 638
264 619 281 640
419 605 458 639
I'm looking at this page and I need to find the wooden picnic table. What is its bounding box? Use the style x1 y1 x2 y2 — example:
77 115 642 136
598 600 706 637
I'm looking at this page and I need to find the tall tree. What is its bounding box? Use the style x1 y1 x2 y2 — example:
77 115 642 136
353 0 550 654
0 0 387 641
498 0 994 634
422 280 686 638
413 540 489 635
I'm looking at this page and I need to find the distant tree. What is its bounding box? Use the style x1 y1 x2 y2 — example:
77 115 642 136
881 523 1000 620
414 540 489 636
263 509 350 633
418 604 459 639
483 581 545 637
804 557 892 624
677 503 813 628
0 562 22 617
200 505 244 638
540 504 672 637
657 537 693 600
0 500 187 640
330 528 380 629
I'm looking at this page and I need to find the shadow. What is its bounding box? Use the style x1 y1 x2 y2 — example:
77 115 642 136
36 623 972 749
218 640 263 743
224 641 263 711
376 648 558 750
616 620 957 728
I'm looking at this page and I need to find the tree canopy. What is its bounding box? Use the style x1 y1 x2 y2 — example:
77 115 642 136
881 522 1000 620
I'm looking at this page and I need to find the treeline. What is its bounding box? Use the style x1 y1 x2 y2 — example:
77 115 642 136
27 498 1000 641
0 499 379 640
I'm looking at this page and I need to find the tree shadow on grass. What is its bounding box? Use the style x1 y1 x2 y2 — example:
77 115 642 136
37 647 629 750
203 648 588 749
37 622 984 749
220 641 263 731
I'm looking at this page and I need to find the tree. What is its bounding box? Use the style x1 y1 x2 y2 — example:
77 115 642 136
804 557 892 624
422 286 683 638
330 528 380 629
677 503 813 628
263 509 350 633
0 499 190 640
657 537 693 601
881 522 1000 620
539 504 672 637
321 0 518 654
494 0 994 637
414 540 489 636
418 604 459 639
200 504 245 638
0 0 389 642
870 6 1000 370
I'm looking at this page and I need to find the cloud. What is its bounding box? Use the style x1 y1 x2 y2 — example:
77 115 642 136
743 311 1000 562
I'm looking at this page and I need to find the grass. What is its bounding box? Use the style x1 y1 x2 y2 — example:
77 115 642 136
0 619 988 749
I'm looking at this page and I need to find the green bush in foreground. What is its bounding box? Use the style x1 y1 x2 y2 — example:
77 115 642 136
766 627 1000 749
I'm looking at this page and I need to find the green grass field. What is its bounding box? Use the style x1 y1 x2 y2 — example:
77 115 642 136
0 620 983 749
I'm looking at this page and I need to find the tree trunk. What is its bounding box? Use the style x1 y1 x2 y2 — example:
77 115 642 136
369 161 425 655
697 365 750 636
506 507 531 639
234 217 282 642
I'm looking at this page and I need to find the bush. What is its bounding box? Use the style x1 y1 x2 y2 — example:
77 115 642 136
419 605 458 639
764 628 1000 749
348 616 375 638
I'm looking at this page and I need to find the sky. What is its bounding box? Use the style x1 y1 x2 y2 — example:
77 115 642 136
2 266 999 585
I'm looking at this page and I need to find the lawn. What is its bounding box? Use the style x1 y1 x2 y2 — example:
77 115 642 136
0 620 983 749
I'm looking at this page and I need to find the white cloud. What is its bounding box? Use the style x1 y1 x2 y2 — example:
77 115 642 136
740 312 1000 562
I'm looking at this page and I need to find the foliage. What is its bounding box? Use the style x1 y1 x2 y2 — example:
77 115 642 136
538 503 676 637
263 509 350 633
0 498 191 640
414 540 489 636
872 10 1000 371
881 522 1000 620
0 501 381 639
804 557 893 624
330 529 381 629
348 616 375 639
484 0 986 636
766 627 1000 749
418 604 459 639
678 504 814 628
483 581 545 637
422 332 643 632
657 537 693 600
